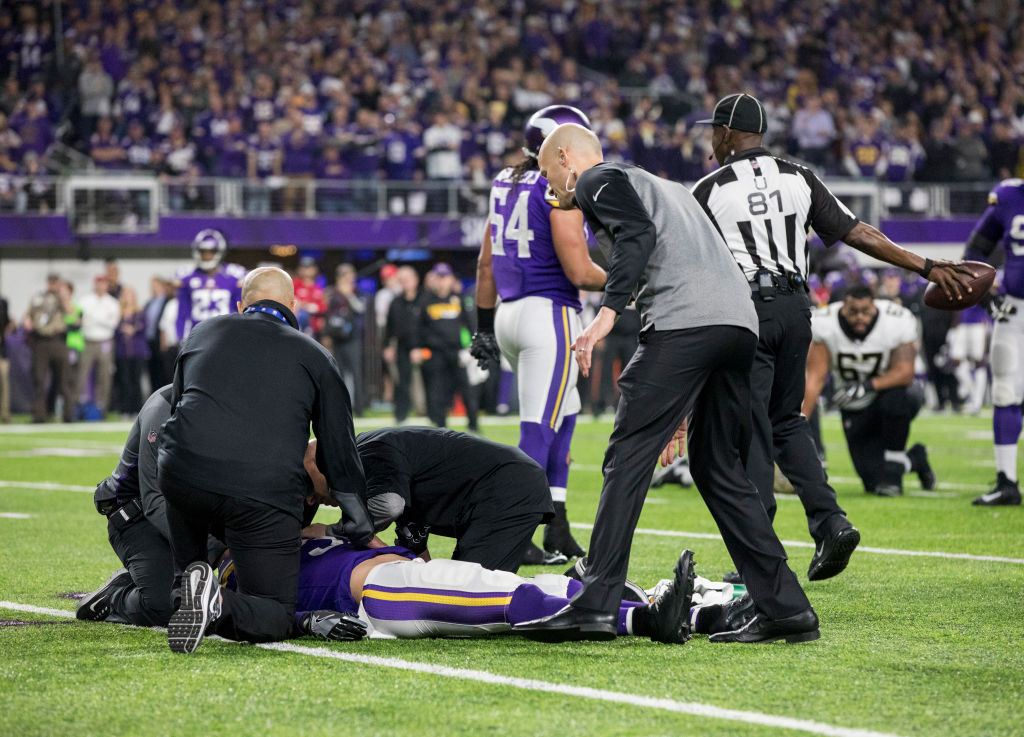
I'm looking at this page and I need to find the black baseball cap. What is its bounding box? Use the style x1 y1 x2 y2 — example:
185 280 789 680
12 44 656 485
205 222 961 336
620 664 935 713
697 93 767 134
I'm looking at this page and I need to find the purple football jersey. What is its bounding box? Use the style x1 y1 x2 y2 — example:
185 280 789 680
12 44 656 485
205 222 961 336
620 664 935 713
296 538 415 616
488 167 581 311
174 262 246 341
973 179 1024 299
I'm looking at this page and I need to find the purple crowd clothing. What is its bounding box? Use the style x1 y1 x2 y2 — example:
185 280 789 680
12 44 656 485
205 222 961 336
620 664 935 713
215 135 249 178
959 303 991 325
882 139 925 183
173 263 246 342
282 131 318 175
488 167 581 311
382 129 420 180
122 135 156 170
970 180 1024 299
90 133 124 169
249 136 282 178
115 312 149 359
848 135 885 177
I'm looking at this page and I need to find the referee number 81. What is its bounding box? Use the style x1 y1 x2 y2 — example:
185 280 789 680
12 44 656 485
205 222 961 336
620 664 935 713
748 190 782 215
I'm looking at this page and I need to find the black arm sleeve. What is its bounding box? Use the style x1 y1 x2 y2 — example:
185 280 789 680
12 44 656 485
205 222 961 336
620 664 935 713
576 167 657 315
802 169 859 246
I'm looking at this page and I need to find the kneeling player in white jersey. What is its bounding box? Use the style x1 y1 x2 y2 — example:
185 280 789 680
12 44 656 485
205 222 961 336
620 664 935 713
803 285 936 496
217 538 699 644
471 105 608 564
963 178 1024 505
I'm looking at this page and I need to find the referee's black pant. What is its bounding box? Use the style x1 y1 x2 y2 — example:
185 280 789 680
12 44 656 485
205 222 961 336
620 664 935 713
163 484 301 643
571 325 810 621
746 289 847 543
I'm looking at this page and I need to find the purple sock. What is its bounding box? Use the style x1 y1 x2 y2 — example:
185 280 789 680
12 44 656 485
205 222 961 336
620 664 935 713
994 405 1023 446
547 413 577 488
519 421 555 468
509 580 640 636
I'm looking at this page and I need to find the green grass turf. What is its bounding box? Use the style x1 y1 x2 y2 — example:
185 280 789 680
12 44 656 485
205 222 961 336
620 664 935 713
1 412 1022 737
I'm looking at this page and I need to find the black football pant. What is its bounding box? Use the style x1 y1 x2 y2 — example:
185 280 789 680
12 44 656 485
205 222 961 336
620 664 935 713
841 384 924 492
107 515 176 627
571 325 811 621
746 290 847 542
163 484 301 643
451 461 553 573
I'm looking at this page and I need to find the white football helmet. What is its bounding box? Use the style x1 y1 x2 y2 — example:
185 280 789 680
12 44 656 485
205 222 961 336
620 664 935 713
191 229 227 271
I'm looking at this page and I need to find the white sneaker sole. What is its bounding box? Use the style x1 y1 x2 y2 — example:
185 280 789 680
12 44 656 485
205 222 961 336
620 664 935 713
168 562 221 654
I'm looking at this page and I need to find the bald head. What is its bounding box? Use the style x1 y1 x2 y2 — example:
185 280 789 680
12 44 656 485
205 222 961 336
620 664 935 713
537 123 604 210
239 266 296 311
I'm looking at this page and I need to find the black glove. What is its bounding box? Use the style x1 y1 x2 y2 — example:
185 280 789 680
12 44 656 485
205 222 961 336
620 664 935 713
986 293 1017 323
394 519 431 554
469 331 501 370
300 610 368 642
832 379 875 410
327 489 374 546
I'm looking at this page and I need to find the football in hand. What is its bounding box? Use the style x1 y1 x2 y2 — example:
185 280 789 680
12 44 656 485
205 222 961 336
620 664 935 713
923 260 996 311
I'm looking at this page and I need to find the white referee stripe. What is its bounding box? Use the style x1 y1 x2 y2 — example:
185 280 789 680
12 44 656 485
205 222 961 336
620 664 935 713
570 523 1024 565
0 600 906 737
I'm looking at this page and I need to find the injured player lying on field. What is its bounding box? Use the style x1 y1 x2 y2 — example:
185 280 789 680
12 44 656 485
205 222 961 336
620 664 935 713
216 537 737 644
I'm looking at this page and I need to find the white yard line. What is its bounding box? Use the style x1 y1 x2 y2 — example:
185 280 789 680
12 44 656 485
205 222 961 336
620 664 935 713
569 523 1024 565
0 480 95 492
0 512 34 518
0 600 906 737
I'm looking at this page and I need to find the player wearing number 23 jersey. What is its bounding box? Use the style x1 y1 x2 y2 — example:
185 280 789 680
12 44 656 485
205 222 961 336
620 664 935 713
173 229 246 342
473 105 607 565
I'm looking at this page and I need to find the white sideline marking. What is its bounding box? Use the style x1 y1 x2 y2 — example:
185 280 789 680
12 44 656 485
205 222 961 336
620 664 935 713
0 448 115 458
0 600 906 737
0 480 95 492
0 512 34 519
571 524 1024 565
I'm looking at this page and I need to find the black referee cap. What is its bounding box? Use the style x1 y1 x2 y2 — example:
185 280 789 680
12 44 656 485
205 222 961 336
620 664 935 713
697 93 767 134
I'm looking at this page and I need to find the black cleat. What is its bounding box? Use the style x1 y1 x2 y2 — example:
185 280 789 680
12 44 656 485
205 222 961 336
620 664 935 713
75 568 132 621
167 561 222 654
807 523 861 581
648 550 695 644
543 505 586 559
709 608 820 644
973 473 1022 506
512 604 617 642
908 443 936 490
564 557 648 603
521 542 568 567
694 592 755 635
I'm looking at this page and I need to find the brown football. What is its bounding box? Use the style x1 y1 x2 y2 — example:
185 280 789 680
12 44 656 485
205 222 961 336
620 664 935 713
923 260 996 310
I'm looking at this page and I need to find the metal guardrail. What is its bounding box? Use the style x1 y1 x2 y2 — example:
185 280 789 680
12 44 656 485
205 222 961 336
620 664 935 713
0 171 998 224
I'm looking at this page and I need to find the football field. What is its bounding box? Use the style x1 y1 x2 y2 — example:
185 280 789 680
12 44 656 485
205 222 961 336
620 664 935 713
1 412 1021 737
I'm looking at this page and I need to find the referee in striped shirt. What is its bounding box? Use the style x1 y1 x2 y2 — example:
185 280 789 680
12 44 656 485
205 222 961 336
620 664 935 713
692 93 974 580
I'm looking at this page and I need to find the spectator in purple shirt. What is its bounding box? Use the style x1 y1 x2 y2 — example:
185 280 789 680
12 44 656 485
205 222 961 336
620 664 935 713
90 116 126 169
122 119 157 171
12 99 52 161
215 116 249 178
246 120 282 213
114 65 155 128
315 142 351 213
193 94 233 171
282 107 319 212
114 286 147 417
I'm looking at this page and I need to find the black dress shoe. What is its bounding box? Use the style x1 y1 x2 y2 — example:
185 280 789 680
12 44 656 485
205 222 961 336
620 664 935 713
709 608 820 644
512 605 617 643
722 571 743 584
807 524 861 581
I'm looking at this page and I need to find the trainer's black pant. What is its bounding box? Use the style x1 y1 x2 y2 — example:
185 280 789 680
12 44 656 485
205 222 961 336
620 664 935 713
107 515 176 627
841 384 924 491
746 290 846 542
572 325 810 621
393 347 413 422
449 461 553 573
163 485 301 643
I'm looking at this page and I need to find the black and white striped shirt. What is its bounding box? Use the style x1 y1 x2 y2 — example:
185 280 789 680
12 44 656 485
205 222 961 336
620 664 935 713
691 147 858 281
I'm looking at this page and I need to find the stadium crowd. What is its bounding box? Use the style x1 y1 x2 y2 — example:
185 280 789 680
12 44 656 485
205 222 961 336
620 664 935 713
0 0 1020 212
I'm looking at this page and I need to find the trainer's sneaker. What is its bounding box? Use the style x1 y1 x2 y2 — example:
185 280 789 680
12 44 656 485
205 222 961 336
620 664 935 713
521 542 568 567
648 550 696 644
564 556 648 603
973 473 1022 506
76 568 132 621
907 443 936 490
543 504 587 559
168 561 222 654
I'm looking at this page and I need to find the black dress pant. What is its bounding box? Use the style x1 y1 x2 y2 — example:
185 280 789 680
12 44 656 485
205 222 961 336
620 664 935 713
163 484 301 643
393 347 413 422
421 349 479 430
841 384 924 491
450 461 553 573
746 290 846 542
107 515 176 627
572 325 810 621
